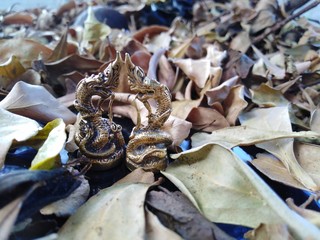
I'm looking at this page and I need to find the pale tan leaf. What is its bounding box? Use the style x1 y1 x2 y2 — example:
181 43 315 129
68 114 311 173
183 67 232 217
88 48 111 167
245 224 292 240
163 144 320 239
252 154 306 190
115 168 155 185
310 107 320 133
252 45 285 79
0 81 76 124
58 182 153 240
171 58 211 88
0 108 40 168
240 106 318 191
205 76 239 105
0 196 24 240
191 125 319 149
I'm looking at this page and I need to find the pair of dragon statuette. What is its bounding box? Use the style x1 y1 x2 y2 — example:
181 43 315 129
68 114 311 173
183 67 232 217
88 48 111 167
74 52 172 172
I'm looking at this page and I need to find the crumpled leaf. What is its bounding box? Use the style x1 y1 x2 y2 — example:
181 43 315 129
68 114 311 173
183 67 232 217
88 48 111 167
0 56 26 89
187 107 230 131
205 75 239 105
30 118 66 170
58 182 155 240
171 58 211 88
0 108 40 168
46 26 70 63
0 81 76 124
223 85 248 125
163 144 320 239
239 106 319 191
250 83 289 107
252 45 285 79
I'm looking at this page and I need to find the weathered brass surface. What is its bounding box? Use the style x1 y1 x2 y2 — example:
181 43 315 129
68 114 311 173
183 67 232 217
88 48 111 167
125 53 173 171
74 52 125 170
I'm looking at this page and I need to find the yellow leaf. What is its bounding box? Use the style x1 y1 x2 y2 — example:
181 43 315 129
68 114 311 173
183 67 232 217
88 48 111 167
30 118 66 170
0 56 26 89
0 108 40 168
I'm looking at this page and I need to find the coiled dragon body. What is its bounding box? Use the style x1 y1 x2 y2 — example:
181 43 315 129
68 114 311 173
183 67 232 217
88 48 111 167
125 53 172 171
74 53 125 170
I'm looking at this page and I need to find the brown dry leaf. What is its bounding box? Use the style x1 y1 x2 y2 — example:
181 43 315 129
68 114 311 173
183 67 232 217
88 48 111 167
239 106 318 191
168 37 194 59
0 108 40 168
171 99 202 120
147 189 233 240
158 55 176 91
46 26 70 63
0 81 76 124
2 12 34 25
187 107 230 132
171 58 211 88
0 56 26 89
223 85 248 126
0 39 52 68
45 54 103 74
230 31 251 53
132 25 169 43
112 93 191 146
244 224 292 240
205 76 239 105
163 144 320 239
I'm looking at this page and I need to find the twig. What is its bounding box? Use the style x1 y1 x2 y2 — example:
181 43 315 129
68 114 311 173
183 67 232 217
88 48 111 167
252 0 320 44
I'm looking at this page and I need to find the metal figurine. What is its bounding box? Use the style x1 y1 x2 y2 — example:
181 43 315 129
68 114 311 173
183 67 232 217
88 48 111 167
124 53 173 171
74 52 125 170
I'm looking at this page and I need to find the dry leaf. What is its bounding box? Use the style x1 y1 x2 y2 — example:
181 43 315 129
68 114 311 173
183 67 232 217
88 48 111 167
58 182 155 239
0 81 76 124
171 58 211 88
250 83 289 107
163 144 320 239
244 224 292 240
187 107 230 131
46 26 70 63
0 39 52 68
30 118 66 170
239 106 318 191
0 108 40 168
0 56 26 89
223 85 248 125
205 75 239 105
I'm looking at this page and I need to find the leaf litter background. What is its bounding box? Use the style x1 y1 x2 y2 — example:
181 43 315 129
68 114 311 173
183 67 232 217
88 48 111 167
1 0 320 239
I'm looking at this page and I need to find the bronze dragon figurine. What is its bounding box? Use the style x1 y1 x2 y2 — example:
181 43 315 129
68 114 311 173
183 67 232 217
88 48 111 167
124 53 173 171
74 52 125 170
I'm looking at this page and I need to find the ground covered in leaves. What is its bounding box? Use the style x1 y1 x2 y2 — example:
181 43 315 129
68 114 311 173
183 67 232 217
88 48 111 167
1 0 320 239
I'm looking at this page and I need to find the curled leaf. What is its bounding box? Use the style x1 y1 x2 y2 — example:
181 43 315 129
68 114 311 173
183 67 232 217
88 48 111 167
0 56 26 89
0 108 40 168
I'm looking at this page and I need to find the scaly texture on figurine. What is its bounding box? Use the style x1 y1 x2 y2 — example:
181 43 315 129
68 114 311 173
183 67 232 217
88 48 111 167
125 53 173 171
74 53 125 170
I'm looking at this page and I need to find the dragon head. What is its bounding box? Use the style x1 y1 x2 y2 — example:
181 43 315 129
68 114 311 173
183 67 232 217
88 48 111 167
103 51 124 90
124 53 159 93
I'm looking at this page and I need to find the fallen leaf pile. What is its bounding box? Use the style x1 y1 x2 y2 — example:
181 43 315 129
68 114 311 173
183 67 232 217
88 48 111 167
1 0 320 239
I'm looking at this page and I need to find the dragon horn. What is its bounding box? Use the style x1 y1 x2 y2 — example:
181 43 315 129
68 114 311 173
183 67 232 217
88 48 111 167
125 53 135 69
112 51 124 66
